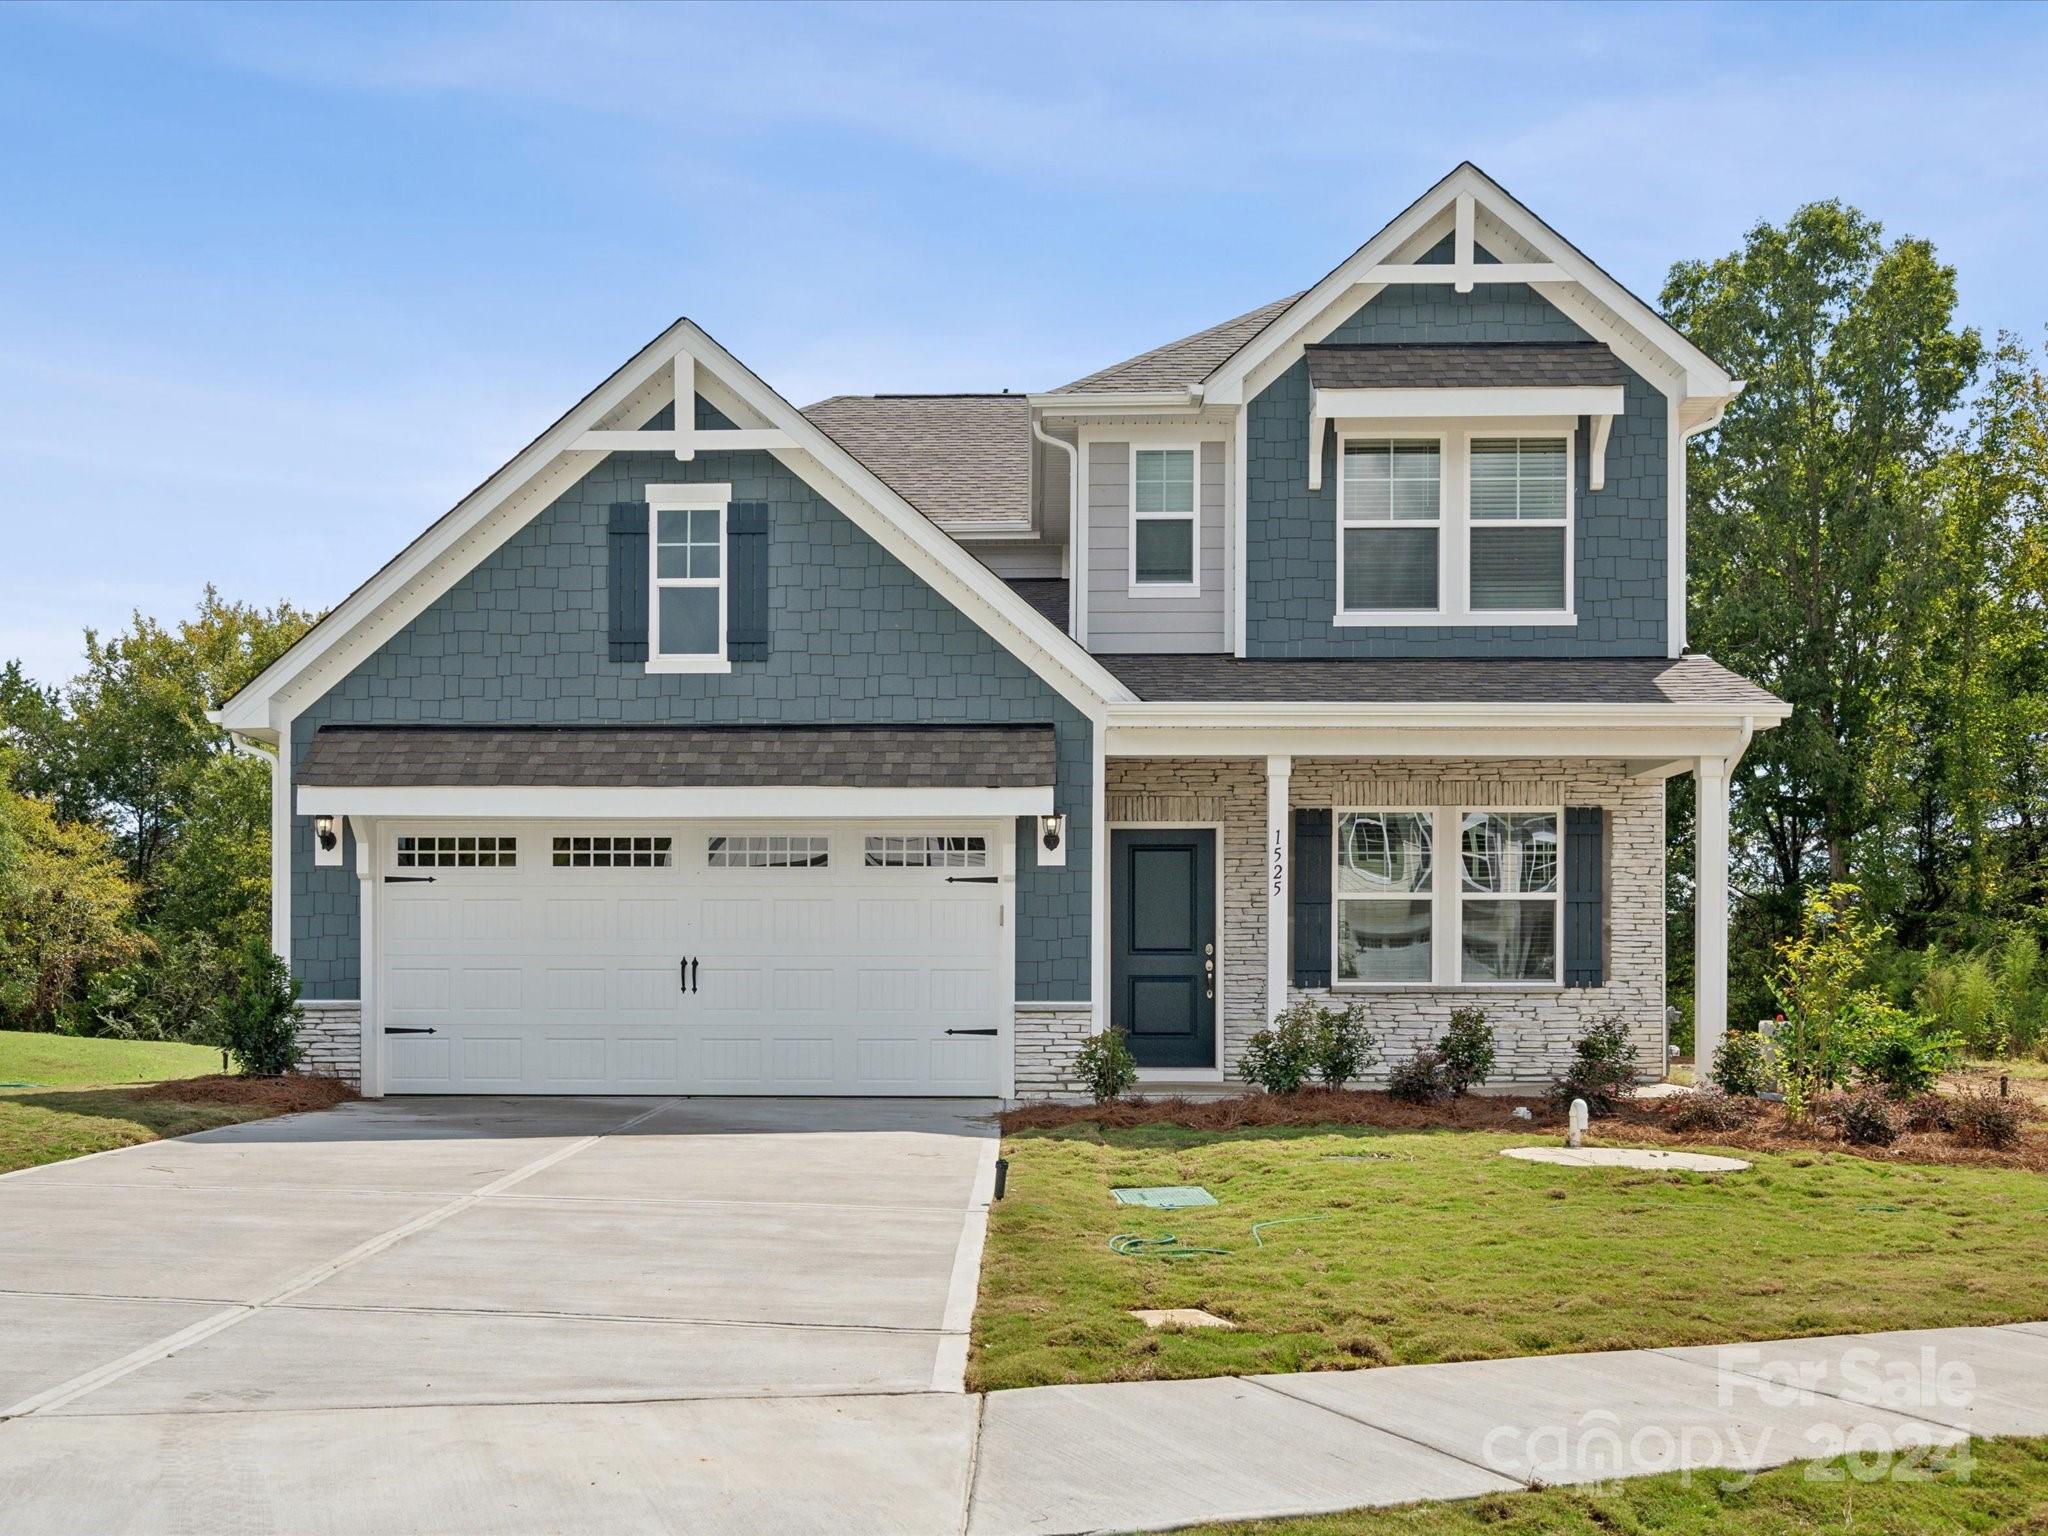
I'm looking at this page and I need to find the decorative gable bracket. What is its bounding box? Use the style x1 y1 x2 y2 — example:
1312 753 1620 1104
1307 384 1624 492
572 350 795 461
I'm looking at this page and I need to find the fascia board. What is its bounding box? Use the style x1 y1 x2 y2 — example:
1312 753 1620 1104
296 784 1055 819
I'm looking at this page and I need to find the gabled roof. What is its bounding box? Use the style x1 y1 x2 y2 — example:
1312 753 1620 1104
801 393 1031 536
1054 293 1303 393
215 318 1136 734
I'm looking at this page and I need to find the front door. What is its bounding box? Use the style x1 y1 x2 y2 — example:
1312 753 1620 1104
1110 829 1217 1070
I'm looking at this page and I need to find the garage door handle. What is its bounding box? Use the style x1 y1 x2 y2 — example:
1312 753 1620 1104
383 875 436 884
384 1027 436 1035
944 1028 999 1037
945 876 998 884
691 958 699 993
680 958 698 994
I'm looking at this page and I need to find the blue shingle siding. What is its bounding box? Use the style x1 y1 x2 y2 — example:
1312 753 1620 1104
291 396 1093 1002
1245 281 1669 658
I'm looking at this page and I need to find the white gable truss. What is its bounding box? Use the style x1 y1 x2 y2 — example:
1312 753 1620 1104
216 319 1135 740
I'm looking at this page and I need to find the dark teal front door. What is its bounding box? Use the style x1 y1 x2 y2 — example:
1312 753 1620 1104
1111 829 1217 1070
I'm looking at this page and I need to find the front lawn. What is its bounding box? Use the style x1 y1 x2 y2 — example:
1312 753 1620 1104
970 1117 2048 1391
0 1029 222 1089
0 1031 353 1175
1163 1433 2046 1535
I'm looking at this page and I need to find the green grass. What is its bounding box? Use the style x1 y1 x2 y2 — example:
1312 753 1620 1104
0 1029 222 1089
0 1029 266 1175
971 1123 2048 1391
1162 1433 2048 1534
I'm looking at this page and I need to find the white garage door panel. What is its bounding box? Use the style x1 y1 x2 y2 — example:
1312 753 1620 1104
377 824 1005 1096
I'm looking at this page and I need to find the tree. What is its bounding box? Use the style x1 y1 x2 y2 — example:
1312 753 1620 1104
57 588 314 896
1663 203 1982 948
152 750 274 951
0 774 142 1027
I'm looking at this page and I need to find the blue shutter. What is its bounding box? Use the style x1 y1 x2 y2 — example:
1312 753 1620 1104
607 503 649 663
1564 806 1605 987
1291 808 1332 988
726 502 770 662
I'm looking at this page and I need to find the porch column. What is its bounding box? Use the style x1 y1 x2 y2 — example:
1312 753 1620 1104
1266 754 1291 1026
1694 756 1731 1078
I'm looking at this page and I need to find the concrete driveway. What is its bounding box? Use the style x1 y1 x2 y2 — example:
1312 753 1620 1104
0 1095 996 1533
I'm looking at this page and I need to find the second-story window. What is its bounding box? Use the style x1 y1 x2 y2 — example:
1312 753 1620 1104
648 486 728 672
1130 447 1197 589
1469 437 1569 612
1340 439 1441 613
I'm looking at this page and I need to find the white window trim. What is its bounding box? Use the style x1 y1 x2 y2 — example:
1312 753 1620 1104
1127 442 1201 597
1330 808 1440 988
1329 805 1565 991
1335 431 1447 622
647 481 732 674
1331 422 1577 629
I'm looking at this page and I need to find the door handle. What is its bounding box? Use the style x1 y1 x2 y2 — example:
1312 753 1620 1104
383 1027 436 1035
690 958 699 994
945 1028 999 1036
680 958 688 993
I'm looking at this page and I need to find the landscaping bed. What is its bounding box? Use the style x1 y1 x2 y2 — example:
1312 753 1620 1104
971 1093 2048 1392
1160 1432 2046 1535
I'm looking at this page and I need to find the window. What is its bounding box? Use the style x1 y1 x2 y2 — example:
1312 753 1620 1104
1340 439 1441 612
865 834 988 869
1130 447 1197 589
1459 811 1559 984
1469 438 1568 612
707 834 829 869
396 834 516 869
551 834 672 869
1335 812 1433 983
649 486 726 670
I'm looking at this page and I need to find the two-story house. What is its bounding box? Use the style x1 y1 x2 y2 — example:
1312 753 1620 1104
215 164 1785 1100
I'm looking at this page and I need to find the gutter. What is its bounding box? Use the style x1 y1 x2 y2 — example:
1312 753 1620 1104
1029 415 1080 612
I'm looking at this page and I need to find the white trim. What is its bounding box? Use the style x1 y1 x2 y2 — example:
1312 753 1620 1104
1313 384 1623 421
1089 723 1108 1036
1328 804 1564 991
1200 164 1736 408
1694 756 1731 1072
217 319 1135 733
1074 437 1091 646
270 716 293 962
1265 755 1291 1027
647 481 730 673
1669 393 1686 657
1335 430 1446 621
351 818 382 1098
1108 820 1225 1074
298 785 1055 819
1232 405 1248 657
1126 442 1201 596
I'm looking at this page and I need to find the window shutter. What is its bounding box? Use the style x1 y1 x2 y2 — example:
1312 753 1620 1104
606 502 649 663
1564 806 1605 987
726 501 770 662
1291 808 1332 989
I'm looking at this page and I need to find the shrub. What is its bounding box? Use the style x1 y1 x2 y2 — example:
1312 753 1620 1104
1918 950 2001 1056
1822 1089 1900 1147
71 931 236 1043
1901 1092 1954 1134
1546 1012 1639 1117
1308 999 1380 1087
1951 1089 2025 1151
1711 1029 1772 1097
1385 1048 1450 1104
1770 884 1889 1103
1669 1086 1755 1133
215 938 302 1077
1437 1008 1496 1096
1240 1008 1318 1095
1849 998 1957 1099
1072 1026 1138 1104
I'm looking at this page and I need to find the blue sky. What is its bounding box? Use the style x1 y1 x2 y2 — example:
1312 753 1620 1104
3 0 2044 684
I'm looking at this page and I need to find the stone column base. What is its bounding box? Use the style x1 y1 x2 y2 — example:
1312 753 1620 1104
295 1000 363 1089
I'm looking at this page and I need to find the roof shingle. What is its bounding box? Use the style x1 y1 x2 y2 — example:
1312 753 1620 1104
298 724 1057 790
1304 342 1630 391
800 393 1032 535
1055 293 1303 393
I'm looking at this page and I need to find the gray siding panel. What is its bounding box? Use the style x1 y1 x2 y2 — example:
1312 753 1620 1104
291 397 1093 1004
1245 281 1669 658
1086 439 1228 653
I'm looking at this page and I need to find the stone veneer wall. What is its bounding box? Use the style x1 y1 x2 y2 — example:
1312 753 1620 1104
1013 1004 1093 1101
295 1000 363 1088
1107 758 1666 1087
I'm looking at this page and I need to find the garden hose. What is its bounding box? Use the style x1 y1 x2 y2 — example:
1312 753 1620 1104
1108 1233 1231 1259
1250 1215 1331 1247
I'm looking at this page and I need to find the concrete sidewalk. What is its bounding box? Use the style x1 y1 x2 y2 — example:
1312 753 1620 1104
3 1322 2044 1533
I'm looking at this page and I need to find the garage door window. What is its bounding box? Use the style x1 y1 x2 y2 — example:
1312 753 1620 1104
551 834 672 869
396 834 517 869
707 834 830 869
865 834 988 869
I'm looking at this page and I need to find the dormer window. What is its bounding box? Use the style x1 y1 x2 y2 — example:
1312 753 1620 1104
1340 439 1441 612
1469 437 1568 612
1130 446 1198 591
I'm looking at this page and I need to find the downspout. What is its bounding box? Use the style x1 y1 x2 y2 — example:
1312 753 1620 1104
1031 415 1080 638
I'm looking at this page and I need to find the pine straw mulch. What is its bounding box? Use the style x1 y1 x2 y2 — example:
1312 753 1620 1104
1003 1086 2048 1174
131 1074 359 1113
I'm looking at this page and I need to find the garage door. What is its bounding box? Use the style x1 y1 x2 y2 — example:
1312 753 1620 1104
375 823 1006 1095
